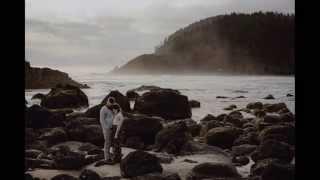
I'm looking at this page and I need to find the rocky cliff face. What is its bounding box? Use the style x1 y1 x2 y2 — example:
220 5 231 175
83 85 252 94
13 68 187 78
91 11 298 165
25 61 89 89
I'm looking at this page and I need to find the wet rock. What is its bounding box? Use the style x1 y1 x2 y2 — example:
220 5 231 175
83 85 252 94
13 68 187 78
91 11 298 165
41 84 89 109
279 112 295 122
224 105 237 111
51 145 86 170
32 93 46 101
263 103 287 113
25 173 33 180
216 114 228 121
66 119 104 146
39 127 68 146
84 104 104 119
101 177 121 180
200 114 216 122
25 105 65 129
224 111 244 128
250 158 293 177
232 156 250 166
261 162 295 180
232 144 257 156
234 96 246 99
253 109 266 118
152 153 174 164
120 150 163 178
259 124 295 145
25 149 43 159
79 169 101 180
186 162 240 180
154 121 191 155
25 158 55 170
52 174 78 180
251 140 294 163
246 102 263 110
263 95 275 100
85 154 104 164
233 132 259 146
121 115 163 148
263 115 281 124
167 119 201 137
216 96 229 99
130 85 180 94
132 172 181 180
205 127 242 149
25 128 39 145
101 90 131 112
189 100 201 108
278 107 291 114
124 136 145 150
134 89 191 120
78 143 100 152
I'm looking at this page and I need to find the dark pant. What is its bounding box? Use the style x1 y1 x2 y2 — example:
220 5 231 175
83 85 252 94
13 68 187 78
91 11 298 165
110 125 121 162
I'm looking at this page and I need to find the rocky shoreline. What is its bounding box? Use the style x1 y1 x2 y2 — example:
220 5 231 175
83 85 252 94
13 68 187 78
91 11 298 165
25 61 89 89
25 84 295 180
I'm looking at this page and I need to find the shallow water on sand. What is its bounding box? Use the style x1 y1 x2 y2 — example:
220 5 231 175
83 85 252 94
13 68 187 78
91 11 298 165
25 74 295 121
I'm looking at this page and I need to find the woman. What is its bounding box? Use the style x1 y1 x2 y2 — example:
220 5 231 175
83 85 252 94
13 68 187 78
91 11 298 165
110 103 125 163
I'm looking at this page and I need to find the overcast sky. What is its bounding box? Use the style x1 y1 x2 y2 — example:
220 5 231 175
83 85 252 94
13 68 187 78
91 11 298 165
25 0 294 74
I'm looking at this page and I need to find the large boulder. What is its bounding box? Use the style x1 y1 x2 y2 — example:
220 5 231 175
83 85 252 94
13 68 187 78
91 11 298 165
39 127 68 146
189 100 201 108
101 90 131 112
205 127 242 149
84 104 104 119
166 119 201 137
250 158 294 179
132 172 181 180
25 105 65 129
223 111 244 128
186 162 240 180
120 150 163 178
231 144 257 156
52 174 78 180
31 93 46 101
154 121 191 155
251 140 294 163
259 124 295 145
66 119 104 146
263 103 287 113
50 145 87 170
134 90 191 120
233 132 260 146
246 102 263 110
261 162 295 180
120 115 163 148
79 169 101 180
41 84 89 109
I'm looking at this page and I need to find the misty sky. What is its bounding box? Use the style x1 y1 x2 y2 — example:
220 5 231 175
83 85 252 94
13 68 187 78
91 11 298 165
25 0 294 74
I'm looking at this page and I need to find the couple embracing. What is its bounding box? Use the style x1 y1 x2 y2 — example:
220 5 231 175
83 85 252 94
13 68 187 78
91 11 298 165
98 97 124 165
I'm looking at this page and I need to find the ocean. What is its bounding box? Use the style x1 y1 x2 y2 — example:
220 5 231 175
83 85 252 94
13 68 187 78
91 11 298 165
25 73 295 121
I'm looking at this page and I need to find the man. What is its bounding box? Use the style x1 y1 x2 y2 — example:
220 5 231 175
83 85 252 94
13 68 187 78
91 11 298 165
98 97 115 164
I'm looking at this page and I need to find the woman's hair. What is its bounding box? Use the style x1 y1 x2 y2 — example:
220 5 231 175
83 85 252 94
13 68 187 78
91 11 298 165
111 103 121 112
